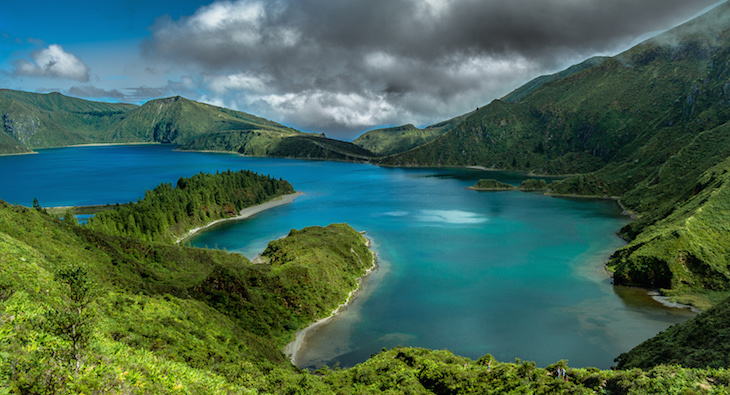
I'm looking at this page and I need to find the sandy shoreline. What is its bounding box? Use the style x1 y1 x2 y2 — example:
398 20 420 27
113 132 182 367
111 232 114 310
283 236 378 367
175 192 304 244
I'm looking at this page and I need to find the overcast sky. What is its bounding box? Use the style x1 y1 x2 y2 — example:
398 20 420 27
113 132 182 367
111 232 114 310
0 0 724 139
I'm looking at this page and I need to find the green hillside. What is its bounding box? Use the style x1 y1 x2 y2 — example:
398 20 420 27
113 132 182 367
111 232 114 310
616 295 730 370
377 3 730 307
500 56 609 104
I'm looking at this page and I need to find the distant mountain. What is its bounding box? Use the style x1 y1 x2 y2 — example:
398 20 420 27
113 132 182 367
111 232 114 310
378 2 730 307
0 89 135 153
0 90 371 160
104 96 297 144
352 113 470 156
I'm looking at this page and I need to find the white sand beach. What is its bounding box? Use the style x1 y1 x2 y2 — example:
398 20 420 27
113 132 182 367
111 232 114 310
175 192 304 244
283 237 377 367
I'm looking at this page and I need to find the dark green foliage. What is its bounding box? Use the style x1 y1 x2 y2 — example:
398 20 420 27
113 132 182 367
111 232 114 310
518 179 549 190
467 179 515 190
87 170 294 243
46 264 97 372
265 135 375 161
616 295 730 370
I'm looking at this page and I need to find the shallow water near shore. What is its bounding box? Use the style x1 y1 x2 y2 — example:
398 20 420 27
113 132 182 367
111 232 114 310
0 144 696 369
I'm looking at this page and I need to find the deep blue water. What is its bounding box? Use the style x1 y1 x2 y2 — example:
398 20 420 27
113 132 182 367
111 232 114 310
0 144 694 369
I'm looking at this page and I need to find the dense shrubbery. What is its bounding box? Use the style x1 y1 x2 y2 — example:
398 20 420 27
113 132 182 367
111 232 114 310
88 170 294 243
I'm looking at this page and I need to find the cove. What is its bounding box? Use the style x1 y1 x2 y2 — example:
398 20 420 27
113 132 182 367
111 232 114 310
0 144 695 369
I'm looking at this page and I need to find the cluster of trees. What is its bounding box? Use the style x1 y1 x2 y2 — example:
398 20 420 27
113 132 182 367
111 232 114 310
87 170 294 243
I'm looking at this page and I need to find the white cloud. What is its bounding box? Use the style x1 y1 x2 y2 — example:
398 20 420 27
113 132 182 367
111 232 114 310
253 89 400 130
14 44 90 82
206 72 271 94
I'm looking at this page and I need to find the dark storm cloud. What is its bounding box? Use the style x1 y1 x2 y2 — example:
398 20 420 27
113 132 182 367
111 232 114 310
143 0 722 138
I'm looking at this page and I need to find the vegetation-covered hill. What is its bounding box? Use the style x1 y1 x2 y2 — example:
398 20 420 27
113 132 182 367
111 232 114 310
375 3 730 307
500 56 609 104
352 113 471 156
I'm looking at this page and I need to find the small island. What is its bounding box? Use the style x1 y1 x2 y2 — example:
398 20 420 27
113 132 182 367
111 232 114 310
467 178 515 190
518 178 549 191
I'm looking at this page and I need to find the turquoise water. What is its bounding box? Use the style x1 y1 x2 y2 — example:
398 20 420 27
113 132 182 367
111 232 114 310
0 144 694 369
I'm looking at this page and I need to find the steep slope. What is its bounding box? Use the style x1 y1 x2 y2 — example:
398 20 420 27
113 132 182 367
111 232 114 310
379 3 730 305
501 56 609 104
352 112 470 156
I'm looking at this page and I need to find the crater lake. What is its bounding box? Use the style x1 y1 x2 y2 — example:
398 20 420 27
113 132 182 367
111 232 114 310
0 144 695 369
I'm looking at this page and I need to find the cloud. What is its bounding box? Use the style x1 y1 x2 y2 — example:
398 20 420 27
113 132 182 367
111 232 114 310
143 0 720 138
67 85 126 100
13 44 90 82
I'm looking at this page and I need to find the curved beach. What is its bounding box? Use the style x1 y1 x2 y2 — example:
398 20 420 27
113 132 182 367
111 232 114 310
284 237 378 367
175 192 304 244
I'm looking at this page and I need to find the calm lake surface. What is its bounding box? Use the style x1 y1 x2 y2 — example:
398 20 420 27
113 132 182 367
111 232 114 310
0 144 695 369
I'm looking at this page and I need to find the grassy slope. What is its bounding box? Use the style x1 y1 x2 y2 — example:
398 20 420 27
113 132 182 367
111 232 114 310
500 56 609 104
181 130 376 161
0 200 374 393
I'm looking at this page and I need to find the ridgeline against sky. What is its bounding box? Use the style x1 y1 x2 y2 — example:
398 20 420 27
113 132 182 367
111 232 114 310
0 0 724 139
